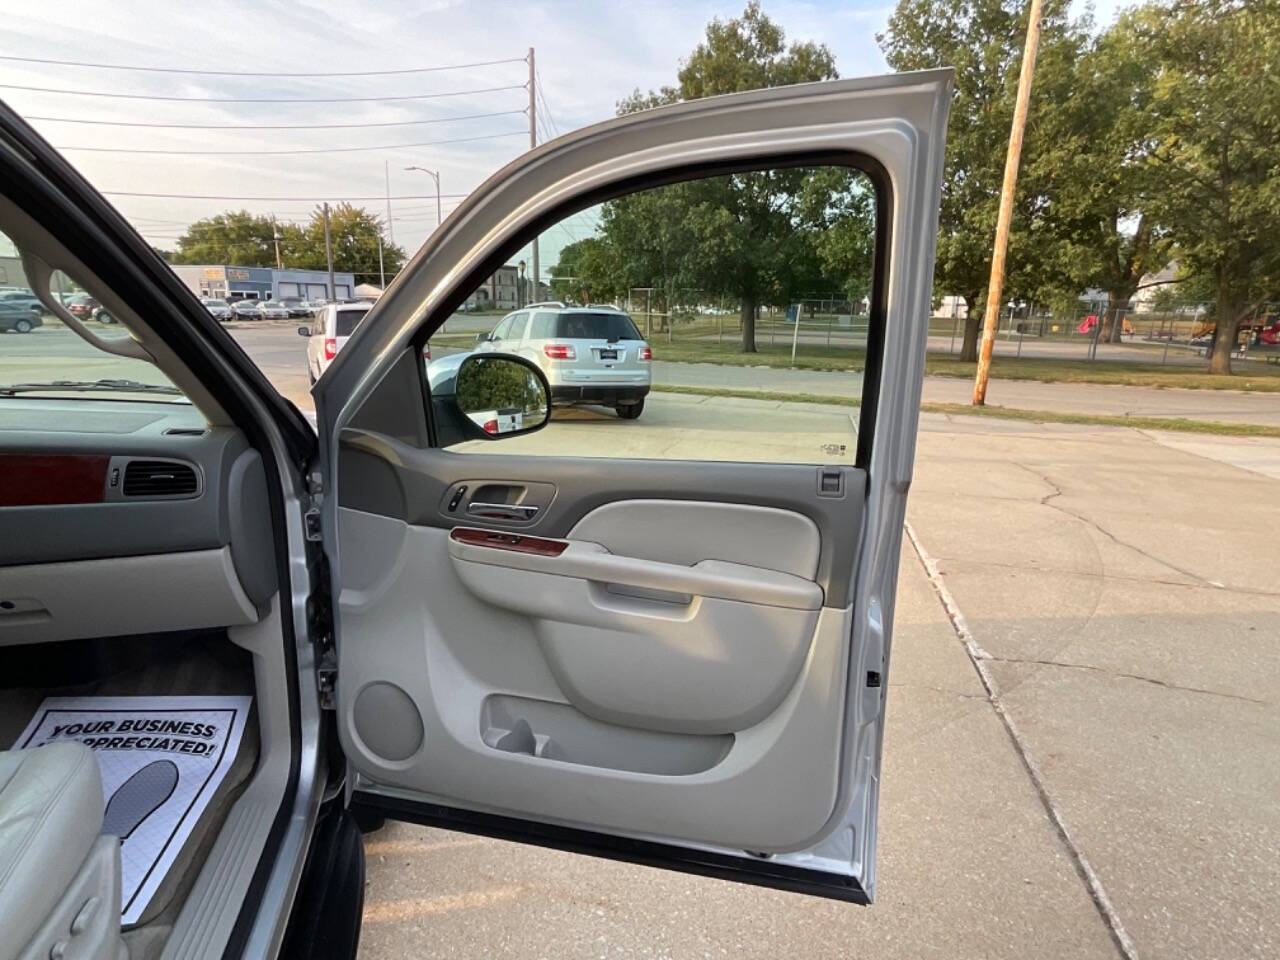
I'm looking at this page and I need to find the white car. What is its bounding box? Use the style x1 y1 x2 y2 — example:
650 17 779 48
201 298 232 321
477 302 651 418
257 300 291 320
300 301 373 384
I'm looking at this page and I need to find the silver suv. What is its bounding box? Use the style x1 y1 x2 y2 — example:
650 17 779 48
476 303 651 419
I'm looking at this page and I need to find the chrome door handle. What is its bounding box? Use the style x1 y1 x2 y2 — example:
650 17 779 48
466 502 539 521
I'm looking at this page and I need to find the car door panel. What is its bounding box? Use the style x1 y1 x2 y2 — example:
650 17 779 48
318 70 952 901
338 504 850 852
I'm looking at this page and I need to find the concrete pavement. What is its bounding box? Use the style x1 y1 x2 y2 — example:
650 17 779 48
355 411 1280 959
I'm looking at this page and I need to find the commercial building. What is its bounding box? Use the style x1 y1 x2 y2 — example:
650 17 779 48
170 265 356 302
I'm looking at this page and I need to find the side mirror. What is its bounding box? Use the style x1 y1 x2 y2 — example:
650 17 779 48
453 354 550 439
475 332 491 344
297 326 311 337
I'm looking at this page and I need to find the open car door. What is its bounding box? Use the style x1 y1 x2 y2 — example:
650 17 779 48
313 69 951 903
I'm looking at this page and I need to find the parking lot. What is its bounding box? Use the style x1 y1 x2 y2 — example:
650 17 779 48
5 320 1276 958
214 324 1275 960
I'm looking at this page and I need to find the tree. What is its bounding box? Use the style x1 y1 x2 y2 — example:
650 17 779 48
617 2 837 351
1139 0 1280 373
879 0 1086 361
171 211 298 267
170 205 406 287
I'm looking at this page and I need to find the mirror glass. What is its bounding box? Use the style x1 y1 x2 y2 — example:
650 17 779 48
455 355 549 436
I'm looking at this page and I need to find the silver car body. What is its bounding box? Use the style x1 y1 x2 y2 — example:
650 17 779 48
477 303 651 410
304 301 374 382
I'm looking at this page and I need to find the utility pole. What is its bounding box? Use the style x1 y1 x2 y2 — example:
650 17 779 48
377 232 385 289
322 202 335 300
973 0 1043 406
270 213 282 270
528 47 539 300
384 160 395 246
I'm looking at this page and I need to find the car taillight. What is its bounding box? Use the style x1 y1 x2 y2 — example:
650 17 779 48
422 344 432 361
639 346 652 361
543 343 576 360
482 418 499 435
324 338 337 360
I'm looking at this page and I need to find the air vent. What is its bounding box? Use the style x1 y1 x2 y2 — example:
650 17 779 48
122 459 199 498
163 427 206 437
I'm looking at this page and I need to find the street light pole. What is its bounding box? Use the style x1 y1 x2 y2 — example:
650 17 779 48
377 233 385 290
404 166 442 232
322 202 335 300
384 160 394 246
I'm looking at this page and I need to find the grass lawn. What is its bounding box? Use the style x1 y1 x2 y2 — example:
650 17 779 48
644 338 1280 392
650 384 1280 438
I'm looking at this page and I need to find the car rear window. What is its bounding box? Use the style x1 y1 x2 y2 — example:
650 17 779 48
530 311 642 340
334 308 369 337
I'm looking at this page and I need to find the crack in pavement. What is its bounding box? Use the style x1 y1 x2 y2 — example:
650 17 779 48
1015 462 1217 589
929 555 1280 598
982 655 1268 705
905 520 1140 960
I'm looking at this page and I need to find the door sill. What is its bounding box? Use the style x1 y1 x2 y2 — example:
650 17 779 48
351 791 869 904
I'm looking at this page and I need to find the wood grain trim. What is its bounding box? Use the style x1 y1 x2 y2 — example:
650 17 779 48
449 526 568 557
0 453 110 506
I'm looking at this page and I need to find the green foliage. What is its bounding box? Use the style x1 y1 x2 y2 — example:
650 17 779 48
608 2 840 351
170 205 406 286
1137 0 1280 372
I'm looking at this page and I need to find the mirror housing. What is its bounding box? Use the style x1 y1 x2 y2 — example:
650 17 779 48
454 354 550 439
475 332 491 344
297 326 311 337
425 352 550 444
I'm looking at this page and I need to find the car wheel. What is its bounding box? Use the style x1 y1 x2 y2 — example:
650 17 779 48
15 318 32 333
616 399 644 419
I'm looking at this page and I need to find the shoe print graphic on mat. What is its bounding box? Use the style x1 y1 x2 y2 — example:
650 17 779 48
102 759 180 840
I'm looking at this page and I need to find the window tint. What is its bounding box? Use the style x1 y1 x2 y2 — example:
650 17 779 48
491 315 517 340
334 308 369 337
551 312 642 340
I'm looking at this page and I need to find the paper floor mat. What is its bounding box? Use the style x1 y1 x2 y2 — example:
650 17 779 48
15 695 252 925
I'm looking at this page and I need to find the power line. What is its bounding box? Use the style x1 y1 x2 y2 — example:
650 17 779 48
103 190 473 200
0 53 528 78
0 81 527 104
24 108 528 131
55 129 526 156
535 70 562 137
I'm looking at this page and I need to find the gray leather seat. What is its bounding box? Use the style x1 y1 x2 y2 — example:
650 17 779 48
0 742 126 960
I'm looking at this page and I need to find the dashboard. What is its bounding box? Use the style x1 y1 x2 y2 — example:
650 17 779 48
0 398 277 645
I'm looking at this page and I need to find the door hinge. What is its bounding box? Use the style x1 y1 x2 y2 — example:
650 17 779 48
316 646 337 710
304 469 324 541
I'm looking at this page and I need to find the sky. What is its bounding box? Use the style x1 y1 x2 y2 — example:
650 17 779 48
0 0 1126 271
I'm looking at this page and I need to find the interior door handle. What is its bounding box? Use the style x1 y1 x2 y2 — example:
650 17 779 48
466 502 539 521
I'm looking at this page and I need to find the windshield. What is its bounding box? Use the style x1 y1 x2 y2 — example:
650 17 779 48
0 232 193 404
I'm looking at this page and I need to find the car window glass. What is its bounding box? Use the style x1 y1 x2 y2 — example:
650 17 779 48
491 316 515 341
334 309 369 337
0 230 193 406
437 165 877 465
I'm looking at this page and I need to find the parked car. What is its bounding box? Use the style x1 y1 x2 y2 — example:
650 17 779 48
201 297 233 321
65 295 100 318
272 297 314 318
91 306 117 324
0 288 44 318
0 71 950 959
257 300 291 320
476 302 651 419
0 299 41 332
299 301 373 383
229 299 262 319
